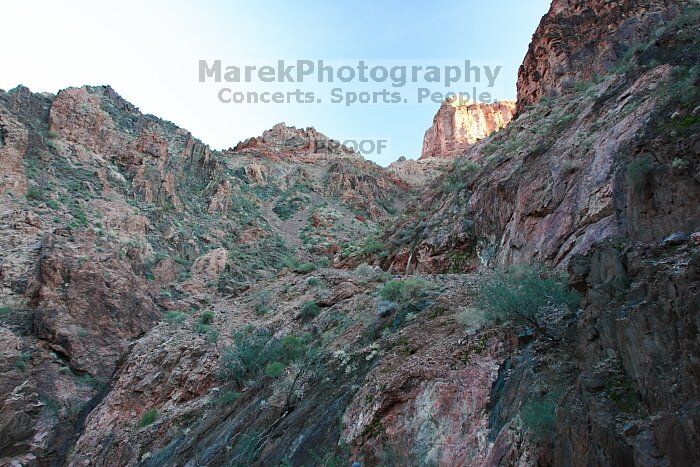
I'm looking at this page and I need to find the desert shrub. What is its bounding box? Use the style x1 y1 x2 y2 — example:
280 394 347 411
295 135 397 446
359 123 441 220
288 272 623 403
14 352 31 372
671 158 689 170
165 311 187 325
196 313 218 342
377 278 438 329
265 361 286 378
139 408 158 427
273 192 309 220
26 186 44 201
252 290 273 314
379 278 436 305
199 311 214 325
361 238 387 257
300 300 320 319
456 307 490 333
475 265 579 337
626 154 654 192
231 431 263 466
520 390 561 439
307 277 322 287
296 262 316 274
283 256 317 274
561 160 580 174
220 328 314 388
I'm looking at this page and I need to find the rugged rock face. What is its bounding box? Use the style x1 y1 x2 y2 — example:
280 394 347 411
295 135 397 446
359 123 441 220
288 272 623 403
387 4 699 273
420 100 515 159
516 0 683 113
0 83 410 464
558 236 700 466
386 156 450 187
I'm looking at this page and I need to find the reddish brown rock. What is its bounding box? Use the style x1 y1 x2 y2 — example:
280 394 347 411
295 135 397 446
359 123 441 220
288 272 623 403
0 107 29 196
29 233 160 378
516 0 682 113
420 100 515 159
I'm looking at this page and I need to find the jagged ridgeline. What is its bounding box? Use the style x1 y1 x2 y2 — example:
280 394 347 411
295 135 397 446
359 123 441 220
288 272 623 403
0 0 698 466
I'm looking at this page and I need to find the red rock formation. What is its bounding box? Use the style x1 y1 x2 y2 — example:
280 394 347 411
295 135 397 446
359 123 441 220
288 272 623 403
420 100 515 159
516 0 682 113
0 108 29 196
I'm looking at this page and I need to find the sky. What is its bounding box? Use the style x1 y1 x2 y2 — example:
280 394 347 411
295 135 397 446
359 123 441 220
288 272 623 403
0 0 551 166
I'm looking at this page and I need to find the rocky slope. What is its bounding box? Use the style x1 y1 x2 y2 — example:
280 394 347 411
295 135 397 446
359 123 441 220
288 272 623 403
0 0 699 466
420 100 515 159
0 84 410 465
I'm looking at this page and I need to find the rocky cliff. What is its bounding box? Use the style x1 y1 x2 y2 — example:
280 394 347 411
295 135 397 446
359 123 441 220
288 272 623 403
0 1 699 466
516 0 683 113
420 99 515 159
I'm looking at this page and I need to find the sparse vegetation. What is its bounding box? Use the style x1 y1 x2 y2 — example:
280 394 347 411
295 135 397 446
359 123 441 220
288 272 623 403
283 256 317 274
377 278 438 330
15 352 31 372
220 328 316 389
199 311 214 325
139 408 158 427
165 311 187 325
300 300 320 319
379 278 437 305
307 277 322 287
475 265 579 337
519 390 562 439
626 154 654 192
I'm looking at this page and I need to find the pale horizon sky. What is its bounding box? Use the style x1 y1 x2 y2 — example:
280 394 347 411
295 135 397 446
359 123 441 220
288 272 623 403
1 0 551 166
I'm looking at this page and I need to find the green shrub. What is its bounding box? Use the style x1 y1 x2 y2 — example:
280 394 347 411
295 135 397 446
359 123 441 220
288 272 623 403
361 238 387 257
139 408 158 427
254 290 272 314
45 199 60 210
283 256 317 274
300 300 319 319
265 361 285 378
307 277 322 287
220 328 313 388
520 391 561 439
379 278 437 305
196 323 219 342
377 278 438 330
626 154 654 192
165 311 187 325
475 265 579 336
199 311 214 325
14 352 31 372
561 160 580 174
26 186 44 201
296 262 316 274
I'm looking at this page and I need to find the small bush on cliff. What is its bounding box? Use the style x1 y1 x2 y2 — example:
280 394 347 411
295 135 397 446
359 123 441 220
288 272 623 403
199 311 214 325
220 328 315 388
379 278 436 305
300 300 320 319
476 265 579 338
626 154 654 192
519 390 562 439
283 256 317 274
165 311 187 325
139 408 158 427
378 278 438 329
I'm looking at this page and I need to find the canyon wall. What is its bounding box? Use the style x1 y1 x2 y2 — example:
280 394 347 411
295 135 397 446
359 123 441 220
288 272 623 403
420 100 515 159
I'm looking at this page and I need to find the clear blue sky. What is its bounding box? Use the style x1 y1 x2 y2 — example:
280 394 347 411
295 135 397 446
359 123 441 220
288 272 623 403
1 0 550 165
